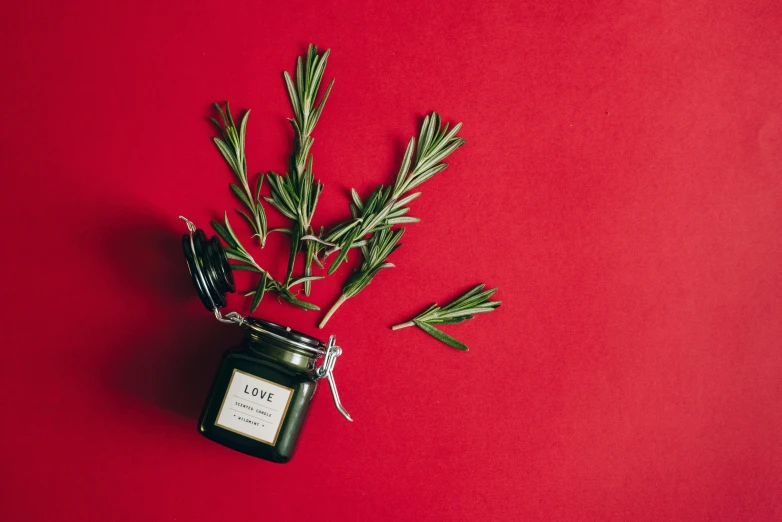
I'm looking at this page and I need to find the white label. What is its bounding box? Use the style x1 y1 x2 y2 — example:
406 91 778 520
215 369 294 446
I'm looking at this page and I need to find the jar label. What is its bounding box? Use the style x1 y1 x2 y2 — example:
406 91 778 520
214 369 294 446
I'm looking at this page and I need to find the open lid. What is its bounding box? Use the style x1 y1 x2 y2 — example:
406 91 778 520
181 217 235 311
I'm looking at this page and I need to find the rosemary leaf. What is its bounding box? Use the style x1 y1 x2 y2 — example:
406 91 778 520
287 275 325 288
280 289 320 311
230 264 261 272
250 272 267 313
285 226 301 285
414 320 469 351
235 208 256 231
211 219 238 249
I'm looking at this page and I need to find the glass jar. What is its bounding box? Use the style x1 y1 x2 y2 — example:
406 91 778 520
199 318 324 462
180 216 351 463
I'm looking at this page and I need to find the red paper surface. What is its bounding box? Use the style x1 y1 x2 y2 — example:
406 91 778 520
1 0 781 520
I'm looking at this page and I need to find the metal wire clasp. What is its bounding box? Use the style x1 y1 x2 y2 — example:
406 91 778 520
315 336 353 422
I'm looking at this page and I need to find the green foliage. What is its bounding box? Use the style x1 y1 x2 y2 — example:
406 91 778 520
318 227 404 328
342 228 404 299
267 44 332 295
204 46 484 332
210 102 270 247
307 112 465 274
391 284 501 350
212 212 321 312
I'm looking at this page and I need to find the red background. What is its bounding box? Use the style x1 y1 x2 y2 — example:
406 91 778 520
1 0 781 520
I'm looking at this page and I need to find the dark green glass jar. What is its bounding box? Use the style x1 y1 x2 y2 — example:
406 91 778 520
199 318 322 463
180 216 351 463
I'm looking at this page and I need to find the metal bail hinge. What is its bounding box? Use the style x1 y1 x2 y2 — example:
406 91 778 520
315 335 353 422
214 308 245 326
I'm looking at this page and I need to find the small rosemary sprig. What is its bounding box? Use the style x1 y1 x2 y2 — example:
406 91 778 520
265 44 333 294
210 102 270 247
391 284 501 351
304 112 464 274
318 227 404 328
211 212 322 312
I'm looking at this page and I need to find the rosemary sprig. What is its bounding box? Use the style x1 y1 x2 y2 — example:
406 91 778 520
211 212 322 312
390 284 501 350
210 102 271 247
318 227 404 328
265 44 333 294
304 112 465 274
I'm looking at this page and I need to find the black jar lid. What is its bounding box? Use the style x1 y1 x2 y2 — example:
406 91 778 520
244 317 325 351
182 225 236 311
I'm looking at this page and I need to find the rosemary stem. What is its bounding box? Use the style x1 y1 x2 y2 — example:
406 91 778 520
390 321 415 330
318 294 348 329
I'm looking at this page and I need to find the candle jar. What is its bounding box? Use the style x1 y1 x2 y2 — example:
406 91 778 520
180 216 351 463
199 318 324 462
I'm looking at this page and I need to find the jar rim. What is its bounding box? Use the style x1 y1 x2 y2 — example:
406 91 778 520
243 318 325 354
